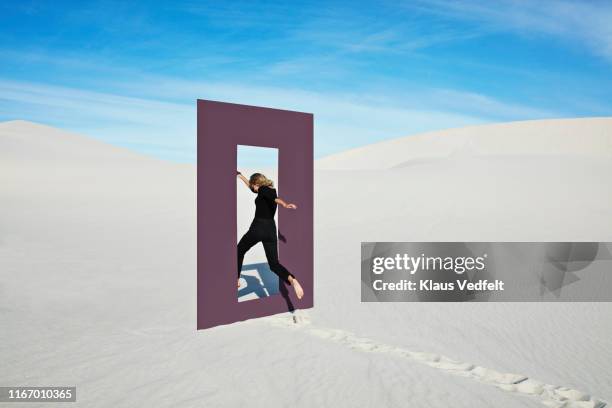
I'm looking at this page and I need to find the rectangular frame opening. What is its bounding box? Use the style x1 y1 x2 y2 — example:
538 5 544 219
237 145 280 302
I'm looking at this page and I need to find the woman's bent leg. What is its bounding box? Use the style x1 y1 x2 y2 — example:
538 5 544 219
262 239 293 284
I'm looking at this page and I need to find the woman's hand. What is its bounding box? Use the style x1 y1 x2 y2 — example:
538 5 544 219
285 203 297 209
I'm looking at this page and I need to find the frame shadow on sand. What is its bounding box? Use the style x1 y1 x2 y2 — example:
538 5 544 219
238 262 295 312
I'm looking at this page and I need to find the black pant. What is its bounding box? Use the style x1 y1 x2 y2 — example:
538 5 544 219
237 218 294 284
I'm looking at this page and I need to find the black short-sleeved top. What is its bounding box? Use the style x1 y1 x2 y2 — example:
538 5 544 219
254 185 277 219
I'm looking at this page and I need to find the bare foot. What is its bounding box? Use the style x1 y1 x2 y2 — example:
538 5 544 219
291 278 304 299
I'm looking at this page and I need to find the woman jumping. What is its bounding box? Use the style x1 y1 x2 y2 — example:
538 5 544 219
236 171 304 299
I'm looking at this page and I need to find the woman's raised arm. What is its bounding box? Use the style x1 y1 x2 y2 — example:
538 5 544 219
237 171 251 189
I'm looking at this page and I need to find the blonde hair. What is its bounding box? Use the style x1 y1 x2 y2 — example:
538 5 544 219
249 173 274 188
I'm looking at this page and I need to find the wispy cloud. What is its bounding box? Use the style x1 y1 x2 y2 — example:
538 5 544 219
0 76 560 162
410 0 612 62
0 79 194 161
423 89 559 120
285 8 483 57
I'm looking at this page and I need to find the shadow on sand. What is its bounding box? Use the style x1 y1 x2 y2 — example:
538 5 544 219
238 262 294 312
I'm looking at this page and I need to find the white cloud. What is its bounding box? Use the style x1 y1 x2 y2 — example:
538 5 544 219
0 77 560 162
411 0 612 62
0 79 194 161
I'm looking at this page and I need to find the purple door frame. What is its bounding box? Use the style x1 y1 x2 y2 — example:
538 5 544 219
197 99 314 330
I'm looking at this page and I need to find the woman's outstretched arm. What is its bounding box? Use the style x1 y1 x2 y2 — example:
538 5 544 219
237 171 250 189
275 197 297 209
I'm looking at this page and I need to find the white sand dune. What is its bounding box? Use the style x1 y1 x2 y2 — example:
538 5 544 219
316 117 612 170
1 119 611 407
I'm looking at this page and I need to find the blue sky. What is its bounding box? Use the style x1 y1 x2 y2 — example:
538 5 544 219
1 0 611 163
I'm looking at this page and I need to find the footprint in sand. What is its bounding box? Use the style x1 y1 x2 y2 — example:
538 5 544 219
262 312 607 408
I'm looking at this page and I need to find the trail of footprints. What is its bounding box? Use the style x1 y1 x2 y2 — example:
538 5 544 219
262 311 607 408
